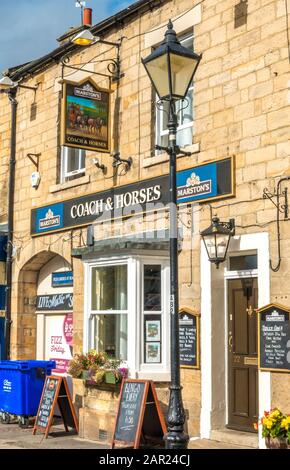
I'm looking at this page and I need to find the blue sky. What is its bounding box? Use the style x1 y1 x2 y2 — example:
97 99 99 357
0 0 134 73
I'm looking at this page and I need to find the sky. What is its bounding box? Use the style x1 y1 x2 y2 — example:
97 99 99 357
0 0 134 73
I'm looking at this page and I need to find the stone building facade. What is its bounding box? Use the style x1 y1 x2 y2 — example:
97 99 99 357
0 0 290 447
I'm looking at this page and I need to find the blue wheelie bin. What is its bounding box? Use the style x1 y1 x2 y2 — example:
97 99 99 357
0 360 55 427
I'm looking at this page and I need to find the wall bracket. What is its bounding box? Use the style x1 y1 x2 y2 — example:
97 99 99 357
263 176 290 272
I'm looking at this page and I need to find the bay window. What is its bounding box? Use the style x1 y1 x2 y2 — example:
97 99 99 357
85 256 170 379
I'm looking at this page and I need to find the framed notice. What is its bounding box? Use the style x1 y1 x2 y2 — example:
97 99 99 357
145 342 161 363
179 307 200 369
61 78 111 153
258 303 290 372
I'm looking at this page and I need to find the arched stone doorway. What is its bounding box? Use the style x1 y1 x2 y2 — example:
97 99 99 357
15 251 72 360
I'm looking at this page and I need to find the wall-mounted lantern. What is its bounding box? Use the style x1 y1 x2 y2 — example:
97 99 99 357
201 216 235 268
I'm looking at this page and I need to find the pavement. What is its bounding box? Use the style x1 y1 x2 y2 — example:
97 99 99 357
0 419 254 449
0 418 109 449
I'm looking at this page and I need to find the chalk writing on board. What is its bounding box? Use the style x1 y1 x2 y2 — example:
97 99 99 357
179 312 199 368
258 305 290 372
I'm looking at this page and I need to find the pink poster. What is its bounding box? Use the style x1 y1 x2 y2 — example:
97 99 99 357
45 314 73 374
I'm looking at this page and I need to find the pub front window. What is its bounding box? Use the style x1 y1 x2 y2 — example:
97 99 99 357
86 256 170 379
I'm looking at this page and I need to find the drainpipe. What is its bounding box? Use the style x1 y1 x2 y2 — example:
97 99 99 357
5 87 17 360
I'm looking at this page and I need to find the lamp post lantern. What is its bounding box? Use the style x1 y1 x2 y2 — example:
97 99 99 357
142 20 201 449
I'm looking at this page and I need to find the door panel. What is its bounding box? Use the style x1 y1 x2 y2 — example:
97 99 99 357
228 278 258 432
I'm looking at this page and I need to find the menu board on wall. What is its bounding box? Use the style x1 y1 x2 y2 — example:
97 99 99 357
258 303 290 372
179 308 200 369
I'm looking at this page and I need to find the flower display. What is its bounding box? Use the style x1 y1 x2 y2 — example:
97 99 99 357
254 408 290 445
68 350 128 384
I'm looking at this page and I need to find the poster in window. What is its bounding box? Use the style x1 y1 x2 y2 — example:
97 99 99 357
61 78 111 153
145 342 161 363
145 320 161 342
45 314 73 374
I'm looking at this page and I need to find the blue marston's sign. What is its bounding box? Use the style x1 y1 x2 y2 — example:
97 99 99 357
52 271 73 288
31 157 234 236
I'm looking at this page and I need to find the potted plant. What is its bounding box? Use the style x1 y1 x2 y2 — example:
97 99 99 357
254 409 290 449
103 359 128 384
68 350 108 381
68 351 128 386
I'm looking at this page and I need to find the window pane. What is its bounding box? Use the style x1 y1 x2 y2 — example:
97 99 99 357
92 314 127 360
229 255 258 271
144 265 161 311
66 148 85 173
91 265 127 310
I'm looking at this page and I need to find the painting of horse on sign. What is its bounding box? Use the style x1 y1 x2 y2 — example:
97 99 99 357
62 80 110 152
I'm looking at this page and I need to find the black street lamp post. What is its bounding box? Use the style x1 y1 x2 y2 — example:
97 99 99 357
142 20 201 449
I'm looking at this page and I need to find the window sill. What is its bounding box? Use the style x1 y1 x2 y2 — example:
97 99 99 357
143 142 200 168
49 175 90 193
136 371 171 382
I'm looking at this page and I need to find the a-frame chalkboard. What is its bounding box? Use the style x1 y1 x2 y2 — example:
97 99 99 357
33 376 78 438
111 379 167 449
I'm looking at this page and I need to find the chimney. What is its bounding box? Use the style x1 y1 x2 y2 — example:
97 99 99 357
83 8 92 26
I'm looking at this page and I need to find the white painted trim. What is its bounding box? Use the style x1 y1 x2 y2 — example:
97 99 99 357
200 242 212 438
144 4 201 48
200 232 271 448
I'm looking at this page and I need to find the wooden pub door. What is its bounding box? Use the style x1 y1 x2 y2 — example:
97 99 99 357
227 278 258 432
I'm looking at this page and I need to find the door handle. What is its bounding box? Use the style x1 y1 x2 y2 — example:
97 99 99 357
229 334 233 351
246 306 257 317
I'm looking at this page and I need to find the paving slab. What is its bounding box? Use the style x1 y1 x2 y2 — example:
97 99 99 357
188 438 255 449
0 421 109 449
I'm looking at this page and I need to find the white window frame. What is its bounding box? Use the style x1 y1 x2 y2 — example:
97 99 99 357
60 146 85 182
155 33 194 150
83 254 170 380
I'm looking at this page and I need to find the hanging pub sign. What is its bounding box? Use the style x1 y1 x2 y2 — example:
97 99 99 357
258 303 290 372
179 307 200 369
31 156 234 236
61 78 111 153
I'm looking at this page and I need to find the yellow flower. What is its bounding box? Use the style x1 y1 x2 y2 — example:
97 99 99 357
281 418 290 430
270 409 281 419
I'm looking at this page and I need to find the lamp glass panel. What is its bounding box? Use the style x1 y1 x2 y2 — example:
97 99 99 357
204 234 217 259
144 54 170 99
216 234 230 259
169 53 198 98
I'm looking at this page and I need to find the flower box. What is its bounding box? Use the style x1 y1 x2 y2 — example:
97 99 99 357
105 371 118 384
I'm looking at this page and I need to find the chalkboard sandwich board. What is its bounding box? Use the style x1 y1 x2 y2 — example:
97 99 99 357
33 376 79 438
111 379 167 449
258 303 290 373
179 307 200 369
